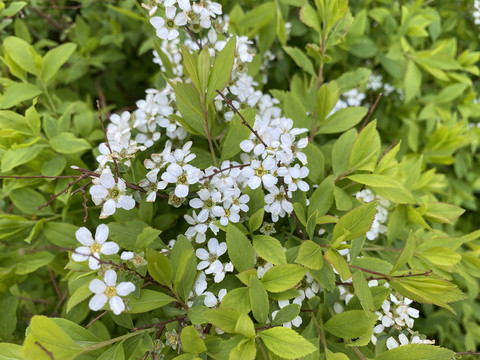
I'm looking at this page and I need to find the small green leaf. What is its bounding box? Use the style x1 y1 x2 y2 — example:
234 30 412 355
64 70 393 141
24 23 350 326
204 308 241 333
323 310 377 339
181 326 207 354
318 107 368 134
404 60 422 102
262 264 307 293
283 46 316 76
249 276 269 325
391 230 416 273
375 344 455 360
206 37 236 103
3 36 39 75
226 224 255 272
50 132 91 154
258 327 317 359
41 43 77 84
128 290 175 313
229 338 256 360
146 249 172 287
325 248 351 281
295 240 323 270
220 287 251 314
331 201 378 246
352 271 375 313
271 304 300 326
252 235 286 265
0 83 42 109
235 313 255 338
308 175 334 218
66 280 91 313
1 144 44 172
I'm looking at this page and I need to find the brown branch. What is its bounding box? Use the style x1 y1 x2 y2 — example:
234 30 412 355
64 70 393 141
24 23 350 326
97 100 121 181
30 7 63 30
48 268 62 298
215 90 267 147
185 26 202 50
0 175 80 179
6 202 14 213
132 317 183 332
39 174 88 210
457 350 480 355
200 163 251 181
18 296 52 304
359 92 382 132
71 180 92 222
85 310 108 329
352 346 367 360
95 75 107 111
35 342 55 360
51 290 68 317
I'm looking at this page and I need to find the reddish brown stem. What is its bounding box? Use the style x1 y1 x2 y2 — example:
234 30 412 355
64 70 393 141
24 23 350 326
85 310 109 329
35 342 55 360
359 92 382 132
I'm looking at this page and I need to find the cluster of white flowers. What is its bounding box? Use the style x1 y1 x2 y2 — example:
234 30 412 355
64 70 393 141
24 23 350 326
367 73 397 96
72 224 136 315
355 189 390 240
474 0 480 25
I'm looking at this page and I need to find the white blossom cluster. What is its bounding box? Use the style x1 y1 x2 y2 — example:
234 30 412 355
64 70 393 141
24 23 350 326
474 0 480 25
71 224 136 315
355 189 390 240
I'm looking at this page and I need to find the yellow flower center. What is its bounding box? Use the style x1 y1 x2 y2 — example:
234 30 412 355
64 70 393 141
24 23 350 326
254 166 265 177
90 243 102 253
105 286 117 298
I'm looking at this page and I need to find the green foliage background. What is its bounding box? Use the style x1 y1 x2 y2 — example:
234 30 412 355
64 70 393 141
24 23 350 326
1 0 480 359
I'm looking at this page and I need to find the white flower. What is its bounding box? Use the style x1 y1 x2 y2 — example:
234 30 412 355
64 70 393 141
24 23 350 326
150 6 187 40
242 158 277 190
264 185 293 221
89 167 136 218
160 163 199 198
196 238 227 274
386 336 399 350
72 225 118 270
89 270 135 315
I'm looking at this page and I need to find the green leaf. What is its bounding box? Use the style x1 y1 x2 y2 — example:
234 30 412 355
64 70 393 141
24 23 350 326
349 120 380 172
220 287 251 314
332 129 356 178
295 240 323 270
258 327 317 359
315 82 340 123
352 271 375 313
41 43 77 84
128 290 175 313
323 310 376 339
422 202 465 224
249 276 269 325
146 249 172 287
375 344 455 360
262 264 307 293
299 4 321 32
3 36 39 75
304 143 325 183
9 188 53 216
0 343 23 360
229 338 256 360
235 313 255 338
0 294 18 340
331 201 378 246
170 236 197 301
324 248 351 281
318 107 368 134
271 304 300 326
197 47 211 96
283 46 316 76
204 308 241 333
336 68 371 93
42 222 78 247
22 316 83 359
391 230 416 273
66 280 91 313
182 46 201 96
50 132 91 154
308 175 334 218
0 83 42 109
181 326 207 354
206 37 236 103
1 144 44 172
434 83 467 105
97 343 125 360
226 224 255 272
136 227 161 249
404 60 422 103
248 207 264 232
284 92 310 129
252 235 286 265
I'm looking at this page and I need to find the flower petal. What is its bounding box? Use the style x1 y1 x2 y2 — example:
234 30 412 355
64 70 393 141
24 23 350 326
100 241 119 255
109 296 125 315
104 269 117 287
89 294 108 311
116 282 136 296
89 279 107 294
76 227 94 246
88 256 101 270
72 246 91 262
95 224 109 244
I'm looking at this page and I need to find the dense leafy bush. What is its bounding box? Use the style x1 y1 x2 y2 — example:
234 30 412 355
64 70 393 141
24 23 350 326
1 0 480 359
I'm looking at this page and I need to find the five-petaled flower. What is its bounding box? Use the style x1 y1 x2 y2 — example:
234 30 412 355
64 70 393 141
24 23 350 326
89 269 135 315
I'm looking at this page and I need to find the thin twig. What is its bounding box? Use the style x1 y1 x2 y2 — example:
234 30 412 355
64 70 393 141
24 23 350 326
48 268 62 298
457 350 480 355
185 26 202 50
85 310 108 329
280 178 305 241
215 90 266 147
352 346 367 360
35 342 55 360
97 100 121 181
359 92 382 132
0 175 79 179
18 296 52 304
200 163 251 181
39 174 88 210
51 290 68 317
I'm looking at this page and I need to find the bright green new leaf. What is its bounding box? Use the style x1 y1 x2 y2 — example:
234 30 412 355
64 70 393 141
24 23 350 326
249 276 269 325
318 107 368 134
261 264 307 293
3 36 39 75
234 313 255 338
325 349 349 360
1 144 44 172
404 60 422 102
128 290 175 313
197 47 211 96
336 68 371 93
50 132 91 154
0 83 42 109
220 287 251 314
66 280 91 313
299 4 321 32
41 43 77 84
325 248 351 281
315 82 340 123
324 310 377 339
295 240 323 270
258 327 317 359
206 36 236 103
229 338 256 360
0 343 23 360
204 308 241 333
252 235 286 265
391 230 416 273
136 227 161 249
97 343 125 360
284 91 310 129
422 202 465 224
308 175 334 218
331 201 378 246
375 344 455 360
283 46 316 76
181 326 207 354
304 143 325 183
182 46 201 95
226 224 255 272
146 249 172 287
352 271 375 313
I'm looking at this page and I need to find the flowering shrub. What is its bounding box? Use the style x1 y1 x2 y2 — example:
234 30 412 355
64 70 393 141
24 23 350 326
1 0 480 359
